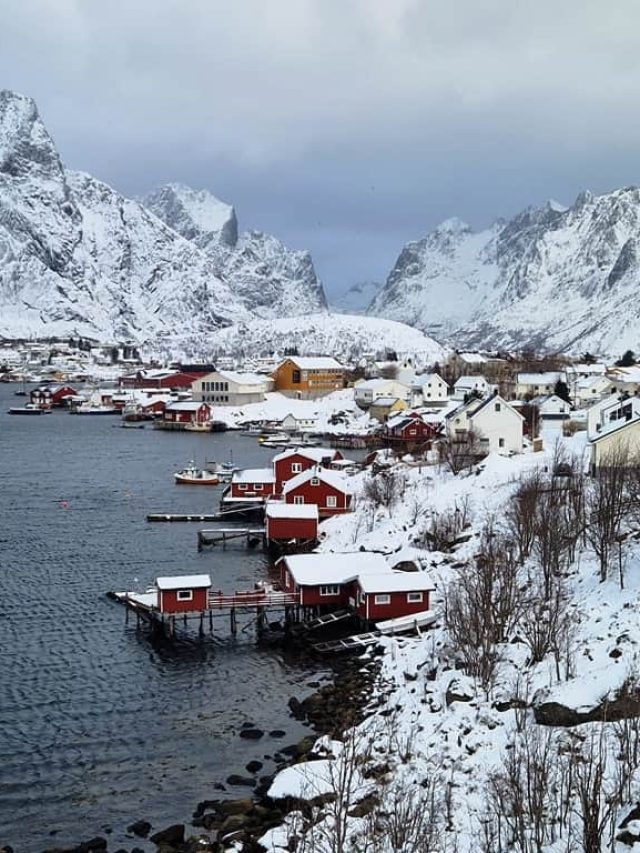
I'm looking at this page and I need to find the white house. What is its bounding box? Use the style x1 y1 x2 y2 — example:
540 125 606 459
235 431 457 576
606 366 640 397
411 372 449 407
354 378 411 409
516 372 563 399
589 397 640 468
587 395 640 441
571 375 612 407
452 375 491 401
193 370 272 405
529 394 571 419
447 393 524 454
280 412 319 432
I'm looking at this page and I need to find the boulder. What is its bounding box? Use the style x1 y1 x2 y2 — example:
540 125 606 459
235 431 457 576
218 799 254 816
226 774 257 788
246 760 263 774
149 824 185 847
239 728 264 740
445 678 475 706
127 821 151 838
219 814 251 835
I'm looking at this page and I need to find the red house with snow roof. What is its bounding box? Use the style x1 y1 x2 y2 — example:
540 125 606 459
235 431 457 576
272 447 344 494
227 468 276 502
265 503 319 547
30 384 77 409
161 401 211 425
282 466 353 517
156 574 212 613
384 411 441 445
353 572 434 621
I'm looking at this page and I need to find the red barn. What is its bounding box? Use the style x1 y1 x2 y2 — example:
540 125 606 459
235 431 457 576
120 369 211 390
279 552 389 608
161 401 211 425
384 412 440 445
272 447 344 494
228 468 276 501
156 574 212 613
265 503 319 547
282 466 353 517
353 572 435 621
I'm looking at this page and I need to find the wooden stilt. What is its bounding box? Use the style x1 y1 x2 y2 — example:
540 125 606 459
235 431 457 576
209 610 213 632
230 607 237 635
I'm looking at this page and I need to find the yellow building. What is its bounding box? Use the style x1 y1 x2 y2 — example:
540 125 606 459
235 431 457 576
272 356 345 399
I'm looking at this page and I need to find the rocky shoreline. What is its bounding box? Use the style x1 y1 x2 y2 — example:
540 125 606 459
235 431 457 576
31 652 380 853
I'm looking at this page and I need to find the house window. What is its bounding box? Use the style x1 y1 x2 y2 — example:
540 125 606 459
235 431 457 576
326 495 337 508
291 462 303 473
409 429 416 435
498 438 505 448
253 484 263 491
495 403 501 412
358 591 366 605
176 589 193 601
238 483 247 491
407 592 423 603
320 585 340 596
293 496 304 504
374 594 391 605
292 370 301 384
311 477 320 486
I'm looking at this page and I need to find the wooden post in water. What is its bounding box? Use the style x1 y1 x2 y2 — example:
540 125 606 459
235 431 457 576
230 607 237 635
209 610 213 632
199 613 204 637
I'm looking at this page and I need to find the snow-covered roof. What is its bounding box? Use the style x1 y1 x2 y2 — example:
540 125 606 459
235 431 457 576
355 377 398 391
282 466 353 495
207 370 267 386
165 401 206 411
457 352 487 364
454 375 487 388
575 375 608 390
265 503 319 520
517 372 562 385
232 467 276 484
283 552 389 586
156 574 212 590
282 356 343 370
357 571 435 594
370 396 403 407
272 447 336 465
608 366 640 384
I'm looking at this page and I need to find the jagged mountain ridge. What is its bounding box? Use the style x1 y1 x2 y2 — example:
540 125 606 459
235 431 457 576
143 183 327 319
370 190 640 354
0 90 326 342
330 280 382 314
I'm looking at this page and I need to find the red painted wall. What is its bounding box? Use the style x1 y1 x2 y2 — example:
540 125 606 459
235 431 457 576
284 481 352 516
356 588 431 621
274 451 343 493
266 516 318 541
230 481 276 500
159 587 209 613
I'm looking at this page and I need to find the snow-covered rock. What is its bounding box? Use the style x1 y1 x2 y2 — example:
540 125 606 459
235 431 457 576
144 183 327 320
331 280 381 314
370 190 640 355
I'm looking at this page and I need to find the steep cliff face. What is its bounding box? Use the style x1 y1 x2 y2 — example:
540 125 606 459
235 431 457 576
144 183 327 320
370 191 640 355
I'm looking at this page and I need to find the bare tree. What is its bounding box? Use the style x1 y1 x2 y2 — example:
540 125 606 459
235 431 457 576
505 469 544 564
439 427 486 475
415 496 473 552
586 443 633 582
520 573 574 676
362 469 406 511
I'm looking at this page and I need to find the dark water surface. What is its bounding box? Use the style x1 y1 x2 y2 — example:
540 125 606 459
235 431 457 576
0 386 327 851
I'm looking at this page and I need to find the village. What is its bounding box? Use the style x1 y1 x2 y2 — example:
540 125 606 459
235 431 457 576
6 338 640 851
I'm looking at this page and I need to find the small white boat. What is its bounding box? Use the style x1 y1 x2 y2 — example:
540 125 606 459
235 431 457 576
75 405 119 415
174 461 220 485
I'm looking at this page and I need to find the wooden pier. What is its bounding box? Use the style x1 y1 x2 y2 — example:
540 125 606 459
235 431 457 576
197 527 264 550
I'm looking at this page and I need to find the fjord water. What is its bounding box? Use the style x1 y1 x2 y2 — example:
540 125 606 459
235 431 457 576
0 386 324 851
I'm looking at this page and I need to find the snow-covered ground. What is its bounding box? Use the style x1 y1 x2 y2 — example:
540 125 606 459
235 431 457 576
259 431 640 852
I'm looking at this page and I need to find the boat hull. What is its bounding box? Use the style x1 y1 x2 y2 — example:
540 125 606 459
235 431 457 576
8 408 43 415
174 474 220 485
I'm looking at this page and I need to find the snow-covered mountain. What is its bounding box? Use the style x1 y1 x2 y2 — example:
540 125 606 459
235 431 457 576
189 313 446 365
143 183 327 320
370 190 640 355
0 90 326 342
331 280 381 314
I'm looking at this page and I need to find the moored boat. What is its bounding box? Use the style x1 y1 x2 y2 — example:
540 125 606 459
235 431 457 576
8 403 43 415
174 461 220 485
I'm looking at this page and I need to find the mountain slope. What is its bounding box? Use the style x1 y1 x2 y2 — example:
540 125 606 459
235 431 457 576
0 90 252 341
370 191 640 355
331 280 381 314
143 183 328 320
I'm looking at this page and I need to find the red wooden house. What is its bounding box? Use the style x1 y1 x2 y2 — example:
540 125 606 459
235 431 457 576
353 572 434 621
280 553 390 608
265 503 319 547
30 384 77 409
156 574 212 613
120 369 211 390
384 412 441 446
161 401 211 425
282 466 353 517
228 468 276 502
272 447 343 494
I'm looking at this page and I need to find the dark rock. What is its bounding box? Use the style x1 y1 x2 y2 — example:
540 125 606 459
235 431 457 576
278 744 299 758
226 774 257 787
127 820 151 838
610 647 623 659
149 824 185 847
616 830 640 846
446 679 474 706
296 736 316 757
218 799 254 816
288 697 303 716
77 838 108 852
239 728 264 740
269 730 286 738
193 799 221 819
620 802 640 828
246 760 263 773
241 721 256 729
534 691 640 726
219 814 251 834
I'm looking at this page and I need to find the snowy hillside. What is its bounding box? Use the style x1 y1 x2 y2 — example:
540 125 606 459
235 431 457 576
331 280 381 314
371 191 640 355
144 183 328 320
196 313 447 364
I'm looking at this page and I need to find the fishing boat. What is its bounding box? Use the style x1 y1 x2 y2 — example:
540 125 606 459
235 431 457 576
8 403 43 415
174 461 220 485
74 404 119 415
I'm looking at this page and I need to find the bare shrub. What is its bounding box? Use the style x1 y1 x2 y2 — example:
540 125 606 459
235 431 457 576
505 469 545 564
368 777 444 853
587 443 633 582
520 573 574 675
362 469 406 511
444 521 525 692
415 496 473 552
439 427 486 475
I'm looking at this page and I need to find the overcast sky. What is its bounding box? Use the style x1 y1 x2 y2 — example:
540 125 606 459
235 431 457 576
2 0 640 296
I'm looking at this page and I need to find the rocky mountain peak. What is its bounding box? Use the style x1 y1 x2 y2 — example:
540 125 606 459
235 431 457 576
143 182 238 249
